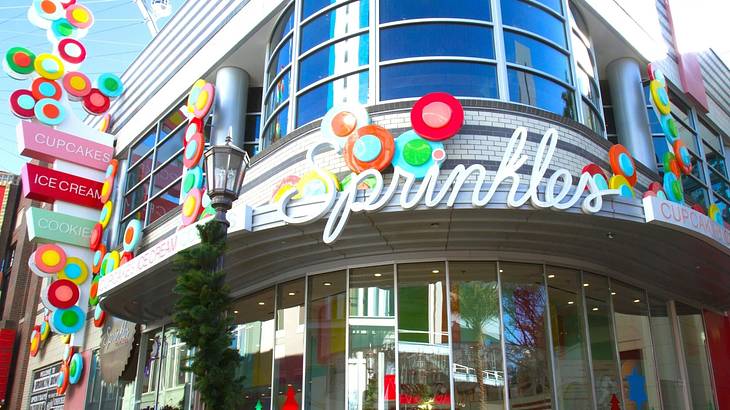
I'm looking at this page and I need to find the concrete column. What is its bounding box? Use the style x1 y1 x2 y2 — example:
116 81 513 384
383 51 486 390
606 58 658 172
212 66 249 149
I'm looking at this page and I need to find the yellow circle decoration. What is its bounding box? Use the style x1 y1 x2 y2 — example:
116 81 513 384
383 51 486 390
58 256 89 285
34 53 65 80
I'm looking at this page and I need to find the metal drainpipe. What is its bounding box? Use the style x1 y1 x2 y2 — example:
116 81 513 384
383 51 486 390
211 67 250 149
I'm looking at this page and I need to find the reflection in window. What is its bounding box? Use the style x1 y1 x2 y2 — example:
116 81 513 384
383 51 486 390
380 24 494 61
583 273 623 409
302 0 354 19
676 303 716 410
379 0 491 23
130 129 156 165
508 68 575 118
299 35 369 89
546 266 593 408
265 71 290 118
263 104 289 147
85 351 136 409
231 288 275 409
611 281 662 410
147 182 181 225
267 39 292 84
127 156 152 193
397 262 451 409
155 130 183 169
449 262 504 408
273 279 305 409
381 61 498 100
501 0 566 47
348 265 397 409
270 6 294 48
159 106 187 139
648 297 685 410
296 71 368 127
124 178 149 218
503 30 570 82
500 263 553 408
300 0 369 53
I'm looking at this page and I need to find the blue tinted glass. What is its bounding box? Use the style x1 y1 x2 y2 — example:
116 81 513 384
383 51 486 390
380 24 494 61
534 0 562 13
301 0 369 52
271 6 294 47
302 0 352 19
504 30 569 82
265 71 290 117
131 128 156 165
155 127 184 169
296 71 369 126
653 136 670 166
299 34 369 89
502 0 566 48
380 62 498 100
646 108 664 135
380 0 490 22
507 68 575 118
267 39 292 82
263 104 289 147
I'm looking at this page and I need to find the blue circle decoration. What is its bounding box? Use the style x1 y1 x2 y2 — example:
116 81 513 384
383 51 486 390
97 73 123 98
57 369 66 388
18 94 35 110
185 140 198 159
392 130 445 179
593 174 608 191
353 134 382 162
34 98 66 125
658 87 669 106
660 115 679 144
618 153 635 177
679 146 691 164
69 353 83 384
50 306 85 334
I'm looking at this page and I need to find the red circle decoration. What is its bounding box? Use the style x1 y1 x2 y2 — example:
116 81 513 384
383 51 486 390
120 251 134 266
47 279 80 309
31 78 62 101
608 144 637 187
82 88 110 115
184 117 203 146
673 140 693 175
62 71 91 100
92 244 106 274
35 243 67 273
411 92 464 141
343 125 395 173
57 38 86 64
89 223 103 250
9 89 37 119
183 132 204 168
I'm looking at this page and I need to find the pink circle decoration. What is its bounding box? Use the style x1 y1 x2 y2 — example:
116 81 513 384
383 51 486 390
411 92 464 141
65 4 94 29
183 132 204 168
82 88 110 115
47 279 79 309
187 80 215 119
181 188 203 225
184 117 203 145
35 244 67 273
98 113 112 132
9 90 37 119
57 38 86 64
62 71 91 100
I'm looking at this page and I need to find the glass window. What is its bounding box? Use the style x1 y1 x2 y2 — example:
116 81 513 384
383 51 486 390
152 151 183 195
296 71 369 127
669 93 692 127
507 68 575 118
710 169 730 202
302 0 353 19
611 281 662 410
85 351 137 410
582 101 603 135
299 34 369 89
673 114 699 154
300 0 369 53
130 128 156 165
649 297 686 409
380 24 495 61
397 262 451 409
705 143 727 176
271 5 295 48
534 0 562 13
231 288 275 409
683 174 709 209
698 118 723 153
348 265 397 409
155 128 184 169
501 0 567 48
127 155 153 192
504 30 570 82
159 105 187 139
244 114 261 158
675 303 716 410
546 266 593 408
267 39 292 83
306 271 347 409
379 0 491 23
265 71 290 118
147 182 181 225
449 262 504 408
273 279 305 409
263 104 289 146
124 178 149 218
583 273 623 409
576 67 599 108
500 262 553 408
156 329 193 410
381 61 498 100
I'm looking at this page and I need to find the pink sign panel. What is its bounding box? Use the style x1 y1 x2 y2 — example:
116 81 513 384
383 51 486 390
17 121 113 171
21 163 104 209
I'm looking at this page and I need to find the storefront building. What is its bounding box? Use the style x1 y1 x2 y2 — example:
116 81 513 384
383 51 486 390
70 0 730 409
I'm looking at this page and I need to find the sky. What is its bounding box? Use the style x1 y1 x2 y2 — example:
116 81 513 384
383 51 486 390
0 0 728 175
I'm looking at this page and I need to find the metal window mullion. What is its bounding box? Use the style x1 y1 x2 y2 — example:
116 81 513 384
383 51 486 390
643 289 664 410
561 0 580 125
542 264 560 409
668 300 694 410
263 64 292 99
296 66 369 96
369 0 377 104
288 1 302 138
496 261 510 409
298 28 369 60
301 273 309 408
501 25 568 54
378 17 496 29
444 261 456 409
607 278 628 408
520 0 565 20
504 63 574 90
491 0 509 101
392 263 400 409
381 56 498 66
300 0 360 25
579 271 599 410
344 268 350 410
260 101 290 134
268 31 294 66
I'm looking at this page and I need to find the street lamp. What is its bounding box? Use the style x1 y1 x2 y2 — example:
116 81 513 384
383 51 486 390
203 128 250 231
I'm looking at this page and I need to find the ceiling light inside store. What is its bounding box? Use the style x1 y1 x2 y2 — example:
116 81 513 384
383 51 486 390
499 269 504 273
374 273 382 277
258 302 265 305
592 307 599 311
432 269 440 273
233 310 239 314
288 292 296 296
633 299 641 303
547 274 555 279
324 282 332 286
611 292 616 295
583 283 590 287
568 301 574 305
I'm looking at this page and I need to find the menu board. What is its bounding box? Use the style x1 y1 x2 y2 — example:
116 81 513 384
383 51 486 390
28 363 64 410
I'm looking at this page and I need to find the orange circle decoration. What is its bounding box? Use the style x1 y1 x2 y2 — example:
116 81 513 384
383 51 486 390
662 152 680 178
57 363 70 395
34 98 66 126
411 92 464 141
89 223 103 250
30 325 41 357
35 243 67 273
122 219 143 252
47 279 80 309
183 133 204 168
9 90 36 119
182 188 204 225
62 71 91 100
271 175 300 203
343 125 395 173
3 47 36 79
89 275 99 306
321 104 370 151
32 77 62 100
672 140 693 175
98 113 111 132
105 159 118 180
65 4 94 29
92 244 106 274
608 144 637 186
57 38 86 64
34 53 65 80
93 304 106 327
187 79 215 119
608 175 634 198
83 88 110 115
100 178 113 203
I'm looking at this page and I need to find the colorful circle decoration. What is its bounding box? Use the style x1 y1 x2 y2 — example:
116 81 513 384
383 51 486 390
50 18 78 41
32 77 62 101
89 275 99 306
47 279 80 309
57 38 86 64
581 163 609 190
58 257 89 285
9 90 36 119
321 103 370 151
608 144 637 187
411 92 464 141
97 73 123 98
183 133 204 168
662 152 681 178
708 204 723 225
100 179 113 203
341 173 377 191
63 344 74 363
3 47 36 79
34 53 64 80
66 4 94 29
98 113 111 132
663 172 684 203
57 363 70 395
182 165 204 197
650 80 671 115
120 251 134 266
93 304 106 327
33 0 66 21
643 181 667 200
184 117 203 146
89 223 103 251
182 188 204 225
35 243 67 273
34 98 66 125
69 353 83 384
648 63 666 86
672 140 693 175
187 79 215 119
659 115 679 144
102 250 120 276
92 245 106 274
105 158 118 180
62 71 91 100
608 175 634 198
83 88 110 114
271 175 301 203
40 318 51 341
392 130 446 179
61 0 77 9
99 201 113 228
123 219 143 252
30 326 41 357
343 125 395 173
295 170 341 199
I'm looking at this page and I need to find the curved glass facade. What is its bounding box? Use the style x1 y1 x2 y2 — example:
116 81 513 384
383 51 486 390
261 0 604 148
